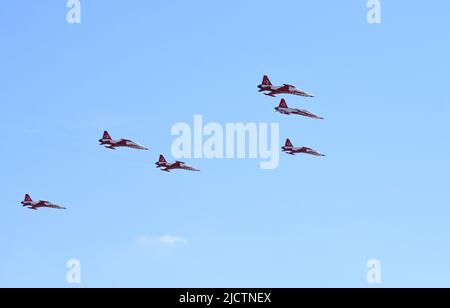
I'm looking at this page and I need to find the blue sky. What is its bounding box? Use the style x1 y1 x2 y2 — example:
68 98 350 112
0 0 449 287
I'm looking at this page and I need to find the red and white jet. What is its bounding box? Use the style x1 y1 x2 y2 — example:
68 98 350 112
99 131 148 151
275 99 323 120
258 75 314 98
282 139 325 157
155 155 200 173
21 194 66 210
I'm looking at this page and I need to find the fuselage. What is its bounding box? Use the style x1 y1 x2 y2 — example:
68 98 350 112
275 106 323 119
21 200 64 209
99 138 147 150
282 146 325 157
258 84 281 92
155 161 170 168
21 200 37 207
258 84 314 98
156 160 199 172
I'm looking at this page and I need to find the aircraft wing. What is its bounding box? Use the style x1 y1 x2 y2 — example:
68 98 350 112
184 166 200 172
277 109 291 115
46 204 66 210
264 92 277 97
303 147 325 157
293 90 314 97
129 144 148 150
294 109 323 119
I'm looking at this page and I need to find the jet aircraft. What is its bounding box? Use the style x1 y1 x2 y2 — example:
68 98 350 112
21 194 66 210
282 139 325 157
156 155 200 172
99 131 148 150
275 99 323 120
258 75 314 98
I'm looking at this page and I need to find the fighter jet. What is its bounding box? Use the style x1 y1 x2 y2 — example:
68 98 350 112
258 75 314 98
155 155 200 172
99 131 148 151
282 139 325 157
21 194 66 210
275 99 323 120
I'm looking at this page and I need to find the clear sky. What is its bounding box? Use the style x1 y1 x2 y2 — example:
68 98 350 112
0 0 449 288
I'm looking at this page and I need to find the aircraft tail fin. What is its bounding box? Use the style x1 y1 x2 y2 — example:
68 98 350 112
159 155 167 163
279 99 288 108
262 75 272 86
24 194 32 202
103 131 112 140
285 139 293 148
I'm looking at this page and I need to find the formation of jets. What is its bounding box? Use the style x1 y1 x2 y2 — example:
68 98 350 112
21 74 325 211
99 131 200 173
98 131 200 173
21 194 66 211
258 75 325 158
